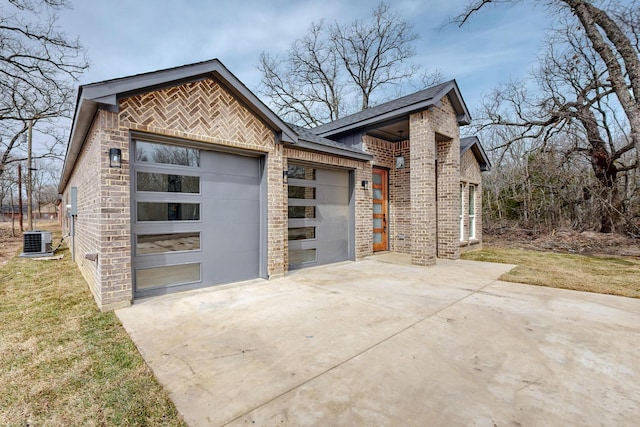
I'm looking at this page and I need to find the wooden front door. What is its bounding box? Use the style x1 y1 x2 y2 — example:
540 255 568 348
372 168 388 252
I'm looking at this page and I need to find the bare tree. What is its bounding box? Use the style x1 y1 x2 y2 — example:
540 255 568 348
454 0 640 233
479 41 637 231
454 0 640 156
258 21 344 127
330 2 419 111
258 2 435 126
0 0 88 176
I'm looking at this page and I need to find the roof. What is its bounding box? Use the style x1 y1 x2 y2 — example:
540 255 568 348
59 59 376 193
59 59 479 193
288 124 372 161
311 80 471 138
59 59 299 193
460 136 492 171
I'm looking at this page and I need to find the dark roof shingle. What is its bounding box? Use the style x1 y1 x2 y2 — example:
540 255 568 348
311 80 470 137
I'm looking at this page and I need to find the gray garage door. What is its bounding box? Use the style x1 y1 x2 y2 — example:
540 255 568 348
287 163 351 269
132 139 263 298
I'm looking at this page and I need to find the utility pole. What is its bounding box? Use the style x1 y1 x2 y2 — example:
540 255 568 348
18 164 23 232
27 119 33 231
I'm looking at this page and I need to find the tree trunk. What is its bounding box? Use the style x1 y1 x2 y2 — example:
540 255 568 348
564 0 640 155
578 106 621 232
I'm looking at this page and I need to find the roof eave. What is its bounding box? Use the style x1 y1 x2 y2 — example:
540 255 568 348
431 80 472 126
59 59 299 193
474 144 492 171
58 95 100 194
315 98 439 138
292 139 372 161
461 136 492 172
316 80 473 137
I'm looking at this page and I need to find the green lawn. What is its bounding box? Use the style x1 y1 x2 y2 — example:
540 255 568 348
0 227 186 427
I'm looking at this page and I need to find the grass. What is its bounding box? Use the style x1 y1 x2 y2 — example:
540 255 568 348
0 225 186 427
2 224 637 425
462 247 640 298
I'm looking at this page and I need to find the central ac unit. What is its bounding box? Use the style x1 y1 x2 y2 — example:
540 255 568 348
20 231 53 257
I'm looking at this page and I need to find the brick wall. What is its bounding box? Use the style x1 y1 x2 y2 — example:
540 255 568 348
363 136 411 254
408 96 460 265
283 148 371 262
409 110 437 265
432 97 461 260
62 116 103 307
362 96 461 263
98 111 132 309
393 141 411 253
460 149 483 252
63 75 471 309
267 144 286 278
63 77 281 310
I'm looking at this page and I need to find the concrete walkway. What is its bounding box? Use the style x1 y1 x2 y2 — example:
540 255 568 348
116 258 640 426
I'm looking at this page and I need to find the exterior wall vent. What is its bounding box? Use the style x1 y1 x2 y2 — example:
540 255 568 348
20 231 53 257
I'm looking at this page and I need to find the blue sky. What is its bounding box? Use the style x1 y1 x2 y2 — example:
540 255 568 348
58 0 550 117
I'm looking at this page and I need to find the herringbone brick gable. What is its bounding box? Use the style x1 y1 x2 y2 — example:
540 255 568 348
119 78 273 147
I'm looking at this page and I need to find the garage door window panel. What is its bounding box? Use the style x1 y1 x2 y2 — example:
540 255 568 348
136 172 200 193
136 141 200 167
137 202 200 221
288 185 316 199
289 248 317 264
288 227 316 241
288 206 316 219
136 232 201 255
288 164 316 180
136 263 201 290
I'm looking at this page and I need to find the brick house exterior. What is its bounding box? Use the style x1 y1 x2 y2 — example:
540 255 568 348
59 59 490 310
460 136 491 253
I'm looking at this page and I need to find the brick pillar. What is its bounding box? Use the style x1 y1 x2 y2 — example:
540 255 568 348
409 111 437 266
437 136 461 259
267 143 286 278
99 110 133 310
355 163 373 260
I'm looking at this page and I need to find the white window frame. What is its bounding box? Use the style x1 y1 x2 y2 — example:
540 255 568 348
468 184 477 240
460 183 465 241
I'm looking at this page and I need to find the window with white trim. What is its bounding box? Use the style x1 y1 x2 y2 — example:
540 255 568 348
468 184 477 239
460 183 465 241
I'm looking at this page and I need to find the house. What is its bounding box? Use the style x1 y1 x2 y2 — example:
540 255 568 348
37 202 59 220
1 203 58 221
460 136 490 251
58 59 490 311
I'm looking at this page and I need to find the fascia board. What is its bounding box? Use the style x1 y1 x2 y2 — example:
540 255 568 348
293 140 372 161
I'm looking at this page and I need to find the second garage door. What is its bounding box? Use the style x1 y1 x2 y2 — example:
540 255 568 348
287 163 352 269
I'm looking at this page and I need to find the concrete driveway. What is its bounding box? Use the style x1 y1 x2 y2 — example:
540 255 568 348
116 256 640 426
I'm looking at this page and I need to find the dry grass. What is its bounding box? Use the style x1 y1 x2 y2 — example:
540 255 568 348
462 247 640 298
0 224 185 427
3 221 636 425
0 221 24 266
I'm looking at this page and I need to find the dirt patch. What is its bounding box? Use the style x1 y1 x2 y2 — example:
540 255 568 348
0 223 23 266
484 226 640 258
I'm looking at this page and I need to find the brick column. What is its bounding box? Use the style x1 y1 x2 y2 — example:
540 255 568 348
99 110 133 310
267 143 286 278
436 136 461 259
355 163 373 260
409 111 437 266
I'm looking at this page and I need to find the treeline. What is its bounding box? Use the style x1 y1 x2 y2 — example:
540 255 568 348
482 147 639 236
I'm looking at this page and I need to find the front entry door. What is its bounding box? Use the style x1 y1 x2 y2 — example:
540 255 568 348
372 168 388 252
